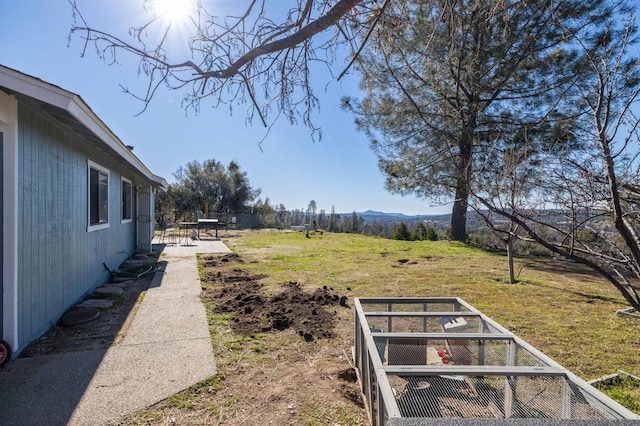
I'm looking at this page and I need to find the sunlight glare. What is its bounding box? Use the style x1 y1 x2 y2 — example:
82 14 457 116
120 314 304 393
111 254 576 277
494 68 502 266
152 0 195 22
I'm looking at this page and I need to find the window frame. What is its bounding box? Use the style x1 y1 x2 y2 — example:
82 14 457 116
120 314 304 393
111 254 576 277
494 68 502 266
121 177 133 223
87 160 110 231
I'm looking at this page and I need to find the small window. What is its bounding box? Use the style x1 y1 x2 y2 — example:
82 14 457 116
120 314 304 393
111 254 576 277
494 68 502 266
88 161 109 230
122 178 133 222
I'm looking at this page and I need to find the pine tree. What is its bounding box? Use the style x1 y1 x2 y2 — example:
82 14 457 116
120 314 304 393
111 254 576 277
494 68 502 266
412 223 428 241
425 226 438 242
346 0 608 241
328 205 339 232
394 222 412 241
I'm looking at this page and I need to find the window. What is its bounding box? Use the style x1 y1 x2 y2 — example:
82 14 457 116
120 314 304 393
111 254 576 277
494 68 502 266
121 178 133 222
88 161 109 230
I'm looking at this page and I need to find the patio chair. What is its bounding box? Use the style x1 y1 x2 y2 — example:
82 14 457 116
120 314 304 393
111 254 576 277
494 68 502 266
160 220 178 245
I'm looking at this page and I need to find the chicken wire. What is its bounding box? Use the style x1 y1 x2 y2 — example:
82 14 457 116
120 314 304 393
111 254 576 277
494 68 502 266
354 297 639 425
389 374 619 420
376 336 546 368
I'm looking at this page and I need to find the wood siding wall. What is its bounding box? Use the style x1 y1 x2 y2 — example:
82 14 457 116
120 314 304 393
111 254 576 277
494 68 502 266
16 101 140 349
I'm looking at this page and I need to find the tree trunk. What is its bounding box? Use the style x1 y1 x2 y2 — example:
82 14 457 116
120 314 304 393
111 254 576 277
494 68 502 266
507 236 516 284
450 184 469 242
449 111 475 242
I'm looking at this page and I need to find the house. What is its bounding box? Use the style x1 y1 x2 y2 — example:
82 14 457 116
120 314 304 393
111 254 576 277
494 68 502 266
0 64 167 359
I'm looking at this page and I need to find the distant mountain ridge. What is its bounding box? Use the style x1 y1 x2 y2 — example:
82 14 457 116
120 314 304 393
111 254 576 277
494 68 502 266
338 210 450 224
360 210 411 218
345 209 576 230
338 209 411 218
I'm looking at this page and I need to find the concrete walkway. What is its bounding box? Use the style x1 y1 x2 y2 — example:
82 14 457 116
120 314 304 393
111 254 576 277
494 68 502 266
0 238 230 426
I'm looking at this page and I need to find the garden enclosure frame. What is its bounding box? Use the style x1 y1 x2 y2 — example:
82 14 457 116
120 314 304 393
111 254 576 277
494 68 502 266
354 297 639 425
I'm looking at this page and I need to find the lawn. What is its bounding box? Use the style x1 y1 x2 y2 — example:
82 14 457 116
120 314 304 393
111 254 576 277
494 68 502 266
226 230 640 403
227 230 639 377
119 229 640 425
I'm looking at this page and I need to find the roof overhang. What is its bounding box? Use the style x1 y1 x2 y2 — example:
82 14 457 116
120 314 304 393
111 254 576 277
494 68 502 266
0 64 167 190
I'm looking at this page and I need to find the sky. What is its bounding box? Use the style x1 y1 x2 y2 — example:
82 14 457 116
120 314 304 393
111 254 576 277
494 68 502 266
0 0 451 216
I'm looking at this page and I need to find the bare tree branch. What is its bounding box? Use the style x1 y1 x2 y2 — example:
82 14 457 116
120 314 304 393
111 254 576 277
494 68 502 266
69 0 370 139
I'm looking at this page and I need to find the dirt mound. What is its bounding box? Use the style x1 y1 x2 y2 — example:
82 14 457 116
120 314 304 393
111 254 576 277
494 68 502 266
203 254 349 342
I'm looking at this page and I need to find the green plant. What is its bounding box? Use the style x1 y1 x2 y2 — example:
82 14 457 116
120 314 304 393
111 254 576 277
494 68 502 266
161 376 224 411
108 294 125 306
593 374 640 413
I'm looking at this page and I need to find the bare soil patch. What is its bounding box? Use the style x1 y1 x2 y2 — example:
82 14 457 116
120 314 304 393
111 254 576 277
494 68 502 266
205 254 348 342
115 252 367 425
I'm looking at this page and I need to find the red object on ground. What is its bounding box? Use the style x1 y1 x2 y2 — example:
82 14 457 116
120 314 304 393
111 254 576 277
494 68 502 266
442 357 449 364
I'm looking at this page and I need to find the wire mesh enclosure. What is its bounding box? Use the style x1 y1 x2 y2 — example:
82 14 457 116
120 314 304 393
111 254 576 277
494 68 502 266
354 297 639 425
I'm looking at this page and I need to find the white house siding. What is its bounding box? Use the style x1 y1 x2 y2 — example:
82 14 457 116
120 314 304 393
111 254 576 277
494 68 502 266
16 100 140 351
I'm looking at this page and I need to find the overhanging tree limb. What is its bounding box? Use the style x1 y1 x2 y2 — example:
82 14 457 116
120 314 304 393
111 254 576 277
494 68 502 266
69 0 370 141
473 193 640 311
72 0 364 80
204 0 362 78
337 0 392 81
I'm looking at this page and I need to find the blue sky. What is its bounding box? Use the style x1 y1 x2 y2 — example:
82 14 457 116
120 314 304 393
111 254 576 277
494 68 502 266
1 0 450 215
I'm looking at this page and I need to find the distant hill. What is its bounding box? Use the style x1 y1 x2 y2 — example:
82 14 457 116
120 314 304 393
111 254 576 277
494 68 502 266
333 208 589 233
359 210 412 220
339 210 451 225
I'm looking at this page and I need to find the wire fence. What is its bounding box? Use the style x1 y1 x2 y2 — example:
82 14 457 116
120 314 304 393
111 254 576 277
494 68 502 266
354 297 639 425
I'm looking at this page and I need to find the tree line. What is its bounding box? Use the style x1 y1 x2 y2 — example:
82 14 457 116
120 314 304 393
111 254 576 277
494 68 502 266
155 163 440 241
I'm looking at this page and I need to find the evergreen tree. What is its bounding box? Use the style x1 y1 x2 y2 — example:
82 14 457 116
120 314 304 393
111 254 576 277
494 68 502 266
328 205 340 232
317 209 326 230
308 200 317 230
412 223 428 241
394 222 412 241
350 211 362 233
425 225 438 242
345 0 609 241
276 204 290 229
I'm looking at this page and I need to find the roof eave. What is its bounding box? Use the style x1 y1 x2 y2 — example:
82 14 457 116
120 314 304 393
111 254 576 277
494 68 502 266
0 65 165 188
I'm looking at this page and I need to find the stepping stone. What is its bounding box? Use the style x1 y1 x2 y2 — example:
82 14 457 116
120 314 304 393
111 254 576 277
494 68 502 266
121 259 151 268
124 263 154 271
78 299 114 309
110 280 133 289
61 307 100 327
94 285 124 296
